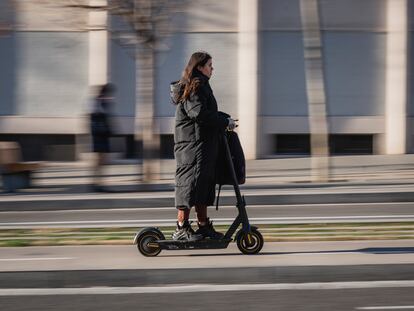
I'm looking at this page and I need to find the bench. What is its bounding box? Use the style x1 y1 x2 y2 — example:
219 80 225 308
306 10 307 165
0 141 41 192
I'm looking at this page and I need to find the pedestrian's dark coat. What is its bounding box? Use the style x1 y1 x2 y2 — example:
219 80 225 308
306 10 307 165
90 99 113 153
171 72 229 209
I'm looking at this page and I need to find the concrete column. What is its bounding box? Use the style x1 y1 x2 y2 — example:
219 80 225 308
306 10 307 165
88 0 108 86
238 0 259 159
80 0 108 160
385 0 408 154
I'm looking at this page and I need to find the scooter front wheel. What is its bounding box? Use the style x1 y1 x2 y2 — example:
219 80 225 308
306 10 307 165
136 228 164 257
236 228 264 255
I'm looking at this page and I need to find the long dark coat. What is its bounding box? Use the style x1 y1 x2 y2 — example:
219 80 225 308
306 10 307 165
90 98 113 153
171 72 229 209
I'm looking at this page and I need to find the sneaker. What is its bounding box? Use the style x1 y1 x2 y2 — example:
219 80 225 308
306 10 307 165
196 218 224 240
172 221 203 241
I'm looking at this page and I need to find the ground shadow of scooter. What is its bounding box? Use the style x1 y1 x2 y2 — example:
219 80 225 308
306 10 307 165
259 246 414 256
157 246 414 257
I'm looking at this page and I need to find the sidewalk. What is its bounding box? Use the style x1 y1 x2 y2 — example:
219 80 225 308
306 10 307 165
1 240 414 287
1 154 414 211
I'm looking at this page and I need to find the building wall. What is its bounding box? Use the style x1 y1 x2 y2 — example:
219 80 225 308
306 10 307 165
410 0 414 115
110 40 136 117
323 33 386 116
260 32 308 116
15 32 89 117
260 0 387 118
319 0 387 30
259 0 391 155
0 0 16 115
1 0 413 159
405 0 414 152
320 0 387 117
0 34 16 115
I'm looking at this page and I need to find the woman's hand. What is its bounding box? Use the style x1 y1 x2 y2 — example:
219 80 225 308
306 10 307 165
227 118 238 131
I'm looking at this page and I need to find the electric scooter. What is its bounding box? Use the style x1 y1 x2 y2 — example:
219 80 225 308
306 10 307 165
133 132 264 256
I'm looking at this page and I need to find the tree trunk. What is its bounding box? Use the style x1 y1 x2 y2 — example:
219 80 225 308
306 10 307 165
300 0 330 182
132 0 160 183
135 46 160 183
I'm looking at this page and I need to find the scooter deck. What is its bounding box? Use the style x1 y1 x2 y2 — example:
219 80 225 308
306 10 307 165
156 238 232 250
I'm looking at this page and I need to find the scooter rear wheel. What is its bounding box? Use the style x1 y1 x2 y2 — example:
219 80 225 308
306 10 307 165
136 228 164 257
236 228 264 255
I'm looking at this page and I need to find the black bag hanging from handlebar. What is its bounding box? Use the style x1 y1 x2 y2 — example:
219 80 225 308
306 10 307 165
215 131 246 210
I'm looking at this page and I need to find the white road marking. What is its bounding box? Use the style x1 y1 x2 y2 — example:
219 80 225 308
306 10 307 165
0 280 414 296
0 257 74 262
357 306 414 310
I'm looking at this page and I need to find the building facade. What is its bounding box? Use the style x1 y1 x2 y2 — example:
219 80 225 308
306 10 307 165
0 0 413 160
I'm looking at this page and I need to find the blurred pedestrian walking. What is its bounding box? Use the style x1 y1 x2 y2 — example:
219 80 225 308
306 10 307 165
89 83 116 192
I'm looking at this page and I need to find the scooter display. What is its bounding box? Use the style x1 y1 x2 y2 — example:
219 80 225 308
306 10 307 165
133 132 264 256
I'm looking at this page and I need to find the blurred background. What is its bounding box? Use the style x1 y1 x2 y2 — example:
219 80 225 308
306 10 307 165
0 0 411 177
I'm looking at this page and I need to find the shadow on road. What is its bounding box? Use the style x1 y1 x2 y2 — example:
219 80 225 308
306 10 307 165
358 247 414 254
159 247 414 257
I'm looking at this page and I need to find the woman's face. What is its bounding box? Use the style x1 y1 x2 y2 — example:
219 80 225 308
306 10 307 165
198 58 213 78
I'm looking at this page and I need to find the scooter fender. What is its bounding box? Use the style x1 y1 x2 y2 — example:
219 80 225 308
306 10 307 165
234 225 258 241
133 227 163 244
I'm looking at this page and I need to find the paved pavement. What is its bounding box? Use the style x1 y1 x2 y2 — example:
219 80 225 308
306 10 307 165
2 240 414 272
1 154 414 210
1 240 414 286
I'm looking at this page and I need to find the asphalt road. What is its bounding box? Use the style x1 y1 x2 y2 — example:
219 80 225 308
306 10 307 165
0 286 414 311
1 201 414 228
1 240 414 310
2 185 414 211
1 287 414 311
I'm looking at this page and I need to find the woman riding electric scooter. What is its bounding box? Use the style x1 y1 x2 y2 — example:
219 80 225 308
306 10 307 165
134 52 263 256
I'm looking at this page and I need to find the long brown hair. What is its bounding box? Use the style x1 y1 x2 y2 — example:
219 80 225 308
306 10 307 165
180 52 211 101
